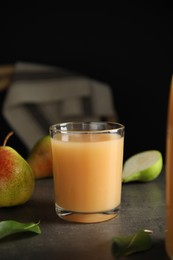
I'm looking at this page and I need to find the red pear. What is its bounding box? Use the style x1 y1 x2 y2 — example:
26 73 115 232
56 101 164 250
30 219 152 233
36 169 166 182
27 135 53 179
0 132 35 207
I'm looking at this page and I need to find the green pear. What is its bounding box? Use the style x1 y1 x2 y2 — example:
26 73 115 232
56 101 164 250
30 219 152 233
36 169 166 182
0 132 35 207
122 150 163 183
27 135 52 179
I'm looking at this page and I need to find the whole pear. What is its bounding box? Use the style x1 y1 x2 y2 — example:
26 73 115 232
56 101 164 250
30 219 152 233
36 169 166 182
27 135 52 179
0 132 35 207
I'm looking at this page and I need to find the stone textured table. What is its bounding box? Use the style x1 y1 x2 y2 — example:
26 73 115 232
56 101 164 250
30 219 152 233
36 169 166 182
0 169 169 259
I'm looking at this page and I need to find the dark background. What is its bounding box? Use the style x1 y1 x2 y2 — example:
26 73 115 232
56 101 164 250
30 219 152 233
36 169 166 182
0 3 173 162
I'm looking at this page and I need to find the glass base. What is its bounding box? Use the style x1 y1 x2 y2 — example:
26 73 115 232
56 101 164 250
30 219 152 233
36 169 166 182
55 204 120 223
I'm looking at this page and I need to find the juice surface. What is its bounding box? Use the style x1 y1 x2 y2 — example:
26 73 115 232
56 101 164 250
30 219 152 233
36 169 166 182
166 82 173 259
51 133 124 213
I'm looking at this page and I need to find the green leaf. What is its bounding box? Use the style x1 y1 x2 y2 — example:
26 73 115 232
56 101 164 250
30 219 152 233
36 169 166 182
0 220 41 240
112 229 152 256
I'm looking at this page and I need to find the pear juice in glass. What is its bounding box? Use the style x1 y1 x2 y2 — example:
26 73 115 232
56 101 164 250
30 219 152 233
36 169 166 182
50 122 125 223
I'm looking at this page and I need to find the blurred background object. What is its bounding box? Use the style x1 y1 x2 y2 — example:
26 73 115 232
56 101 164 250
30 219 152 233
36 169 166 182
2 62 117 150
0 3 172 160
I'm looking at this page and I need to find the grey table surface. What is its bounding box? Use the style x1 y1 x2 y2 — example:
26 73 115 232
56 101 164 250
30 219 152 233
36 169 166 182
0 168 169 260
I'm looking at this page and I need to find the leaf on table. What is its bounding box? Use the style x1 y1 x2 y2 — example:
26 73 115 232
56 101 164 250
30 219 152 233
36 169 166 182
0 220 41 240
112 229 153 257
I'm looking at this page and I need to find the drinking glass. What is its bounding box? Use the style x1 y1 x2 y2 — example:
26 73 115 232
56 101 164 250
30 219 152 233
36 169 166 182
50 122 125 223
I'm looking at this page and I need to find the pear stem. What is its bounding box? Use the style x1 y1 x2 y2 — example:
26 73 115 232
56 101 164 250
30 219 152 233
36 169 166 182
3 131 14 146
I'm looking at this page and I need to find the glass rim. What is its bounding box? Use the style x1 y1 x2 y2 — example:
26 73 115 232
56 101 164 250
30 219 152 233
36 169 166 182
49 121 125 135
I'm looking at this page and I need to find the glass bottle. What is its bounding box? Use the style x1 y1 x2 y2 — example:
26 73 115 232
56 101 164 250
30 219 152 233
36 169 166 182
166 76 173 259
